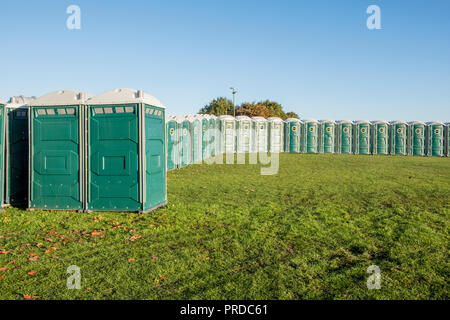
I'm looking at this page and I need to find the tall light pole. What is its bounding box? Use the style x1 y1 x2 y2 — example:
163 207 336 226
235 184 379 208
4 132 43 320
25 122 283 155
230 87 237 117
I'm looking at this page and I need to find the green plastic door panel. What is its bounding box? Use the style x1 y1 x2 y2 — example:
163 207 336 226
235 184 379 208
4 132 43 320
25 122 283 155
340 124 352 154
0 106 5 205
202 120 209 159
431 125 443 156
376 124 388 155
358 124 370 154
7 108 28 205
145 106 166 210
238 121 251 153
288 122 300 153
31 106 81 210
323 124 334 154
394 124 406 155
209 119 216 156
224 121 235 153
181 121 191 166
412 125 425 156
167 121 178 170
257 122 267 153
191 121 201 163
306 123 318 153
447 125 450 156
88 105 140 211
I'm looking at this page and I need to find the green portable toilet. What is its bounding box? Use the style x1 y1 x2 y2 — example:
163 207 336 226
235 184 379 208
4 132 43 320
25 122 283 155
284 118 301 153
188 115 202 164
354 120 371 155
208 115 217 157
219 115 236 154
268 117 284 153
426 121 444 157
371 120 389 155
336 120 353 154
86 88 166 213
235 116 252 153
389 120 408 155
4 97 35 207
445 122 450 157
302 119 319 154
251 116 268 153
0 98 6 208
28 90 93 211
201 116 210 159
407 121 426 156
166 116 180 170
319 119 336 154
179 117 192 167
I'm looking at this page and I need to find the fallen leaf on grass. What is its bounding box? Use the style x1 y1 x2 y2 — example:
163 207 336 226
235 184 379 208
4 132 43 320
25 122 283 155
128 258 135 262
9 260 16 264
27 271 37 276
0 251 10 254
150 255 158 260
128 235 142 242
45 250 52 254
36 243 43 248
0 266 8 272
23 294 39 300
29 252 37 256
45 238 53 242
28 256 39 262
90 231 103 237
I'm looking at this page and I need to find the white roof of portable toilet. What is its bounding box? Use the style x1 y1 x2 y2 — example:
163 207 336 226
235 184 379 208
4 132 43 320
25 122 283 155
355 120 371 124
0 98 6 105
251 116 267 121
390 120 408 125
408 120 426 125
426 121 444 125
302 118 319 123
235 115 251 121
219 115 235 120
319 119 335 124
285 118 301 123
445 122 450 126
267 117 283 122
29 90 94 107
337 120 353 124
87 88 165 108
372 120 389 124
7 96 36 108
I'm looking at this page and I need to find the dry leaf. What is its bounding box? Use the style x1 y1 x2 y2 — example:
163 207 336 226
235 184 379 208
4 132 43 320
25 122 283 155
45 250 52 254
0 251 10 254
36 243 43 248
128 235 142 242
29 252 37 256
91 231 103 237
45 238 53 242
27 271 37 276
23 294 39 300
150 255 158 259
29 256 39 262
128 258 135 262
0 266 8 272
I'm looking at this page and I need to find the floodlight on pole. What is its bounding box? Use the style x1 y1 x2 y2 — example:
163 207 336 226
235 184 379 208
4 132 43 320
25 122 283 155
230 87 237 117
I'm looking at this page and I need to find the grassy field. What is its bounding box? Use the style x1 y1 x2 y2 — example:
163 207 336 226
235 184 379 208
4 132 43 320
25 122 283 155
0 154 449 300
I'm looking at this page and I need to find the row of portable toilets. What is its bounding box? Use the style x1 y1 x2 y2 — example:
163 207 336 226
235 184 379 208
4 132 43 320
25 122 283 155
166 116 450 170
0 90 448 213
0 89 167 213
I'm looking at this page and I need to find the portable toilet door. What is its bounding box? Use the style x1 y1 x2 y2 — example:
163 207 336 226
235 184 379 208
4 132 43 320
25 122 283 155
208 116 217 157
319 120 336 154
219 115 236 154
235 116 252 153
267 117 284 153
303 119 319 154
354 120 371 155
0 98 6 207
201 116 210 159
337 121 353 154
426 121 444 157
371 120 389 155
408 121 426 156
180 118 192 167
444 122 450 157
166 117 180 170
28 90 93 211
86 88 167 213
252 117 268 153
189 116 202 164
284 118 301 153
4 97 34 206
389 121 408 155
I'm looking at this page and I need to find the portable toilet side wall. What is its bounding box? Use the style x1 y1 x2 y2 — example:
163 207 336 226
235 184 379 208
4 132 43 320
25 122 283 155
284 118 301 153
179 117 192 167
408 121 426 156
336 120 353 154
354 120 371 155
235 116 252 153
445 122 450 157
251 117 268 153
267 117 284 153
219 115 236 154
302 119 319 154
426 121 444 157
389 121 408 155
319 120 336 154
4 97 34 206
0 98 5 207
28 90 93 211
188 116 202 164
86 88 166 213
371 120 389 155
166 117 180 170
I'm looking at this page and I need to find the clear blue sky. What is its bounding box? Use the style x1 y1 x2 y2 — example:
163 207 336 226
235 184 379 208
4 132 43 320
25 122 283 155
0 0 449 121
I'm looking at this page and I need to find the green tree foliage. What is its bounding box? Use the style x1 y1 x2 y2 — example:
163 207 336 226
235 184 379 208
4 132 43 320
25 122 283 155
285 112 300 119
199 97 234 116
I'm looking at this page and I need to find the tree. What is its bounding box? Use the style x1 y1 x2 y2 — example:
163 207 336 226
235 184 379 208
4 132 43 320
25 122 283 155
285 112 300 119
199 97 234 116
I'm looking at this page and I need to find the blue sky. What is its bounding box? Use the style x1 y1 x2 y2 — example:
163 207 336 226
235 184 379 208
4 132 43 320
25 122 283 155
0 0 449 121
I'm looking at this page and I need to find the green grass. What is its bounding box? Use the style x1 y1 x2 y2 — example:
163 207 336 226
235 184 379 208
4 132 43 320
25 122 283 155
0 154 449 300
